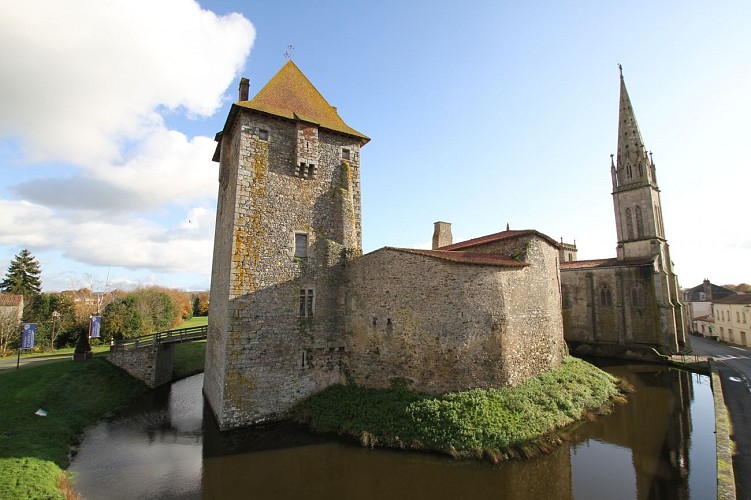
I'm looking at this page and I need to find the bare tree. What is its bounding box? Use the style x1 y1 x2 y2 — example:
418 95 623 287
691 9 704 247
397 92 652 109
0 308 20 356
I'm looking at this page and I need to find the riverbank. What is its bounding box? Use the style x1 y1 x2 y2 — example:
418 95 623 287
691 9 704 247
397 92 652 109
297 356 628 462
0 342 206 499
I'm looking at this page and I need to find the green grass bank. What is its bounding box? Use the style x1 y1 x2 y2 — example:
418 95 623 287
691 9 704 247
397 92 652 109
0 341 206 499
298 356 627 462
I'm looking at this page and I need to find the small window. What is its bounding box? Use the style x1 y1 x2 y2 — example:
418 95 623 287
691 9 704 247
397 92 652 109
258 129 269 141
599 285 613 307
294 233 308 258
342 148 351 160
299 289 314 317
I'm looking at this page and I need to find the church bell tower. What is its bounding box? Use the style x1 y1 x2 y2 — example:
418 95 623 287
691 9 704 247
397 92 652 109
610 65 685 350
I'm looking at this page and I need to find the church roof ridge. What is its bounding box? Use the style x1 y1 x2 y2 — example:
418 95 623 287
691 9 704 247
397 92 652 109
560 257 654 270
237 60 369 142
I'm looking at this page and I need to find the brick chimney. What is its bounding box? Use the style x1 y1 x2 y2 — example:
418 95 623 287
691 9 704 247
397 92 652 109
432 221 452 250
239 77 250 101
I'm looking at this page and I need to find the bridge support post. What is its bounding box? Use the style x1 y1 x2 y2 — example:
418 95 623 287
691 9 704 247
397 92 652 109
107 343 175 388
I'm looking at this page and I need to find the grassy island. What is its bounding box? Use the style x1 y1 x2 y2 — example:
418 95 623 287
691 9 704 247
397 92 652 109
298 356 627 462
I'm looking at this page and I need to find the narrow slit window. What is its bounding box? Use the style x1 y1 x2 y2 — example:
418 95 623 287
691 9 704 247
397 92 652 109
299 289 314 317
307 164 315 179
342 148 351 160
294 233 308 259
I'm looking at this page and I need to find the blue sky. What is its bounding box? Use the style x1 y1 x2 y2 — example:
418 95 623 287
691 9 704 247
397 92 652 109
1 1 749 292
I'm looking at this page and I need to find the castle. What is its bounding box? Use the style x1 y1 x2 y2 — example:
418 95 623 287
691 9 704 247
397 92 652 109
204 61 683 429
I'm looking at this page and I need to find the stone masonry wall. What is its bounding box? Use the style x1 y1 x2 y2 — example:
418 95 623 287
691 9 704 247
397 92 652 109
205 109 364 429
108 343 174 388
561 264 663 348
344 236 565 393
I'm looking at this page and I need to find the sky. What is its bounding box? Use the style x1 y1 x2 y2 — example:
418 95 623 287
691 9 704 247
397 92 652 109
0 1 749 293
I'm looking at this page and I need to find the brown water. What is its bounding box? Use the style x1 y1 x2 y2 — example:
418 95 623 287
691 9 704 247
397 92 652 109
69 362 716 499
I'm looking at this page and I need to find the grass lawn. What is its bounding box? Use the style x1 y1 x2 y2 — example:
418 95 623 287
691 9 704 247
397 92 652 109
179 316 208 329
300 356 627 462
0 340 207 499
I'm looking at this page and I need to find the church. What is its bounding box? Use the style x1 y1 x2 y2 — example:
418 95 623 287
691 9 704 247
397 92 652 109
204 60 684 430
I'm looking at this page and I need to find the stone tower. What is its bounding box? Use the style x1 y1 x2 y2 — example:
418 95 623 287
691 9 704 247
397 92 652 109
204 61 369 429
610 66 685 350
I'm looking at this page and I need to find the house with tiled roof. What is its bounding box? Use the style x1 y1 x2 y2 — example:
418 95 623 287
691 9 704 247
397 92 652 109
681 279 736 335
713 294 751 346
0 293 23 324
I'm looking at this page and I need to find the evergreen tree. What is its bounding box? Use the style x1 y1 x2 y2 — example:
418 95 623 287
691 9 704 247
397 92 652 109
0 249 42 297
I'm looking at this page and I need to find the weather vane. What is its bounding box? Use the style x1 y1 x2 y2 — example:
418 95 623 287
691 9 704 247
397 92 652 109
284 43 294 60
618 63 623 76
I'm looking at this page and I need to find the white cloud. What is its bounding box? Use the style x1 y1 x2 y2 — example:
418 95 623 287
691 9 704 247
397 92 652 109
0 1 253 284
0 0 254 167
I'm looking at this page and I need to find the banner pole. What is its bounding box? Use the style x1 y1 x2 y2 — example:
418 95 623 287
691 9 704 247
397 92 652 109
16 346 20 370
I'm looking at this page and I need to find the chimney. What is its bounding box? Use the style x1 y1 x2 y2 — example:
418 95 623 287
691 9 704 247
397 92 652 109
239 77 250 101
432 221 452 250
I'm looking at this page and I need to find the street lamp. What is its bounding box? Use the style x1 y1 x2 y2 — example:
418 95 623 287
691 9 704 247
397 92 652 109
51 310 61 351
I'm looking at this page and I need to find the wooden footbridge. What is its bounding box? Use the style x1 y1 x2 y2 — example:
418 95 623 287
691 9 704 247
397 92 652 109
107 325 208 387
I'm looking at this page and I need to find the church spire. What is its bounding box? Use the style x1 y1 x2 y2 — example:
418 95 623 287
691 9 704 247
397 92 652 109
613 66 654 189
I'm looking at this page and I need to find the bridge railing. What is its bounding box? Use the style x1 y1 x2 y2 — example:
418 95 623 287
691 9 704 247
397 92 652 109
110 325 208 352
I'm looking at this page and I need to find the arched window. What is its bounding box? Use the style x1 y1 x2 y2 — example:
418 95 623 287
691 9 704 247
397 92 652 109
599 285 613 307
631 283 645 307
635 205 644 238
625 208 634 240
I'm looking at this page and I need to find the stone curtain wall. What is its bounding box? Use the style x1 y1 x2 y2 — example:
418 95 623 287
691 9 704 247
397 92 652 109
108 344 174 388
205 110 362 429
344 236 565 393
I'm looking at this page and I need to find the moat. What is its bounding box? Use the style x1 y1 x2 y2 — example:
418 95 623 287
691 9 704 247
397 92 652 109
70 362 716 499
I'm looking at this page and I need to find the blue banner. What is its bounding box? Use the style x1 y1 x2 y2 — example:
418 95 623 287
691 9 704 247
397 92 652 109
89 315 102 338
21 323 36 350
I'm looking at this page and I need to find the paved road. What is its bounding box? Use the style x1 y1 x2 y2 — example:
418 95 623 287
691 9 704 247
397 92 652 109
689 334 751 499
0 353 71 372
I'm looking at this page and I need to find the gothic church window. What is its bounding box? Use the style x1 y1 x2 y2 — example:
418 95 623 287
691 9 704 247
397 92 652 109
635 206 644 238
599 285 613 307
625 208 634 240
299 289 314 317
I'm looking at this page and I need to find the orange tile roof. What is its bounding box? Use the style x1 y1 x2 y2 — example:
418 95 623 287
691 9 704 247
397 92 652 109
238 60 369 142
0 293 23 306
384 247 528 268
694 315 714 323
439 229 559 251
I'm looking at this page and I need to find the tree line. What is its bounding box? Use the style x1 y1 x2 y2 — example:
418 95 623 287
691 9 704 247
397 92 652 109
0 249 209 355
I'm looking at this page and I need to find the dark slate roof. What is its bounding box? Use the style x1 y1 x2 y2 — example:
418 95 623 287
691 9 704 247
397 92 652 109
438 229 559 251
714 294 751 305
383 247 529 268
684 281 737 302
560 257 654 270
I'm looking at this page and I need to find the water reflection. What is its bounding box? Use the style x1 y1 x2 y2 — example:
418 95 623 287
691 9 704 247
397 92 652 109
70 364 716 500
